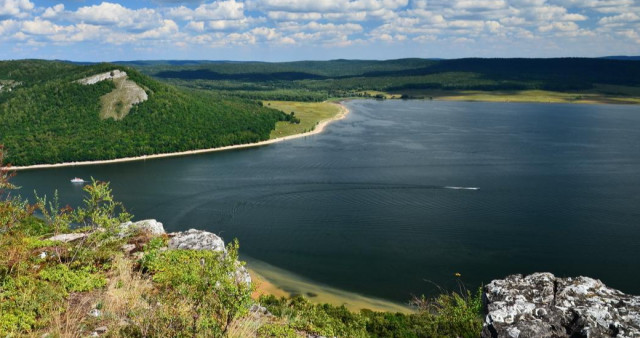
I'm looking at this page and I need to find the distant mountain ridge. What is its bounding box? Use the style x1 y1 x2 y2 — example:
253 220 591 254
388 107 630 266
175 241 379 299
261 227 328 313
111 57 640 102
601 56 640 61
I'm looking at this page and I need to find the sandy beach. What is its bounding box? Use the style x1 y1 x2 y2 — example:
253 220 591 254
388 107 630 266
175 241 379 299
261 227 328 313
247 262 413 314
8 101 350 171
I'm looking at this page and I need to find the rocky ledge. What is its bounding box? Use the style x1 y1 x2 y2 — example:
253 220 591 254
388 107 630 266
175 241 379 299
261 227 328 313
483 272 640 338
46 219 251 286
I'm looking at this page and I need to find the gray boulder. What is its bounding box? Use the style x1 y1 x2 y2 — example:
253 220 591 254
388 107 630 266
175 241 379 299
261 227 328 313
119 219 165 236
47 233 88 243
168 229 225 252
483 273 640 338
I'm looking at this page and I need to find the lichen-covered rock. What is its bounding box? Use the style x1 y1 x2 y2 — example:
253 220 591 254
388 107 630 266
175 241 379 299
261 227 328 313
168 229 251 285
47 233 88 243
168 229 226 252
483 273 640 338
119 219 165 236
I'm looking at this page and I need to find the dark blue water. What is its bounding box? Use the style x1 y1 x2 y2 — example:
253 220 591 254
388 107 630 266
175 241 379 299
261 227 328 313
13 100 640 303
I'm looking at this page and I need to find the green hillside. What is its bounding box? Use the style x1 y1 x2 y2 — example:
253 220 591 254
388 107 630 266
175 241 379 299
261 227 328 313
128 58 640 103
0 60 287 166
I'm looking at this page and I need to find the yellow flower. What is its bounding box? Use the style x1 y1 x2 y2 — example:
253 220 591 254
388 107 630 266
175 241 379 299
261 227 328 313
454 272 461 277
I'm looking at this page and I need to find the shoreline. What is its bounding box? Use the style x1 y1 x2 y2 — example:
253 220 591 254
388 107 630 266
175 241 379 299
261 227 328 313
245 259 413 314
8 101 350 171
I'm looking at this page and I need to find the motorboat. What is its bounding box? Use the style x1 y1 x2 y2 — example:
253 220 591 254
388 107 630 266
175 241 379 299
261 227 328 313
70 177 85 183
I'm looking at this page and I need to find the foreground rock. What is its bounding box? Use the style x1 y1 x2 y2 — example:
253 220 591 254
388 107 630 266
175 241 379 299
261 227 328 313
483 272 640 338
168 229 225 251
168 229 251 285
47 233 88 243
119 219 165 236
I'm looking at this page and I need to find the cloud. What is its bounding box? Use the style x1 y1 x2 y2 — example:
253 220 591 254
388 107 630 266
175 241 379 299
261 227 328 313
453 0 507 10
0 18 18 35
267 11 322 21
278 21 363 33
599 12 640 25
246 0 408 14
2 0 639 59
206 18 251 30
21 18 64 35
166 0 244 21
186 20 205 31
539 21 579 32
0 0 33 19
73 2 162 31
42 4 64 19
137 19 179 39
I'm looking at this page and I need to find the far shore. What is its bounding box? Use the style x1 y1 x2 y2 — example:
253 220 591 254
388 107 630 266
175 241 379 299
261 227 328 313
7 101 349 171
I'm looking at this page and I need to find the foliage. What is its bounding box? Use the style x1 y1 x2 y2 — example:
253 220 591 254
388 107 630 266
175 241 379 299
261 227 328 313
256 323 299 337
39 264 106 293
0 60 287 166
259 294 368 337
0 156 128 334
0 145 35 231
141 239 254 336
34 190 72 235
75 178 131 230
259 286 484 338
406 286 484 338
129 58 640 102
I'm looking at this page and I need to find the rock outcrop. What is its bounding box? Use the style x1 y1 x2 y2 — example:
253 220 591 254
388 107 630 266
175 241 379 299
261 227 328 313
168 229 226 252
483 273 640 338
119 219 165 236
77 70 127 85
168 229 251 286
47 233 88 243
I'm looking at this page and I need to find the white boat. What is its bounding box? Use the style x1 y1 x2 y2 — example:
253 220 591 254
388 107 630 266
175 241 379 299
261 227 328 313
70 177 85 183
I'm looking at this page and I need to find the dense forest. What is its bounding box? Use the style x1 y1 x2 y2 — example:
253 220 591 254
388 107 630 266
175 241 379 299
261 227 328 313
122 58 640 101
0 60 287 166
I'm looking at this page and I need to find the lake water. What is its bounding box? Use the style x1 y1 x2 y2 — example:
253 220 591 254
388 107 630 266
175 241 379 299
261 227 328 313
13 100 640 304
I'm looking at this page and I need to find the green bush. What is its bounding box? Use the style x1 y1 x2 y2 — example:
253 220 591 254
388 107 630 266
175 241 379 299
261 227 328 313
257 323 299 337
260 286 484 338
39 264 106 293
259 295 368 337
142 240 254 335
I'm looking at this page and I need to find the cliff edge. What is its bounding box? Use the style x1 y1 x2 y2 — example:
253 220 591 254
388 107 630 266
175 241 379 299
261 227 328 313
483 272 640 338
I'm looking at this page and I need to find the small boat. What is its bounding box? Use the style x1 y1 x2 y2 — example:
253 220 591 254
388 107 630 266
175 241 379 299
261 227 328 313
70 177 85 183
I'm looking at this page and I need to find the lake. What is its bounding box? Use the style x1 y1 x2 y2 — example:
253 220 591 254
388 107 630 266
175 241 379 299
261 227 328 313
13 100 640 304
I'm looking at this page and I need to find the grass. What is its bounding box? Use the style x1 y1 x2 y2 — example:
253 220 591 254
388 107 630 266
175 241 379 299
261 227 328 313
99 76 148 120
387 85 640 105
266 101 342 139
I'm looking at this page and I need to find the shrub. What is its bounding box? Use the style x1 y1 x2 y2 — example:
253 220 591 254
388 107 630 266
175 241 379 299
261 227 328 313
39 265 106 294
259 294 368 337
142 239 254 335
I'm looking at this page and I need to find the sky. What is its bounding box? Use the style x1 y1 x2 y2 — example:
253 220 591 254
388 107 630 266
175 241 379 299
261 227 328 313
0 0 639 61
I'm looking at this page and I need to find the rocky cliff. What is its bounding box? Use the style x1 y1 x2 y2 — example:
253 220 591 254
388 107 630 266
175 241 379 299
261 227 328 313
483 273 640 338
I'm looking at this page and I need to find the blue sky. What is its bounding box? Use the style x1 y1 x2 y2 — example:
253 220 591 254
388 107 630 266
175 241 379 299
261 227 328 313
1 0 639 61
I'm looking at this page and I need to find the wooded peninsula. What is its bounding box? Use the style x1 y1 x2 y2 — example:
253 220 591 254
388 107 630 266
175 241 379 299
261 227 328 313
2 58 640 166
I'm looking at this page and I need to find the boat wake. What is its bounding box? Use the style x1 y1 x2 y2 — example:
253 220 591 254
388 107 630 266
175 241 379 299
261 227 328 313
444 186 479 190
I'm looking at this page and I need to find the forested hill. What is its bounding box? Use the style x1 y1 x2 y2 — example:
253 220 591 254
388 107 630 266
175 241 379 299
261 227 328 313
0 60 287 166
120 57 640 102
